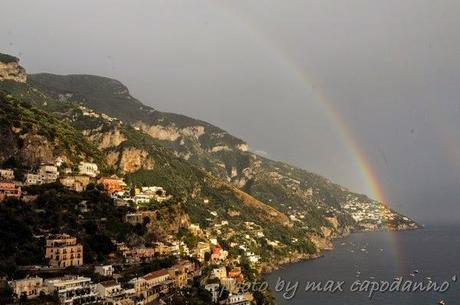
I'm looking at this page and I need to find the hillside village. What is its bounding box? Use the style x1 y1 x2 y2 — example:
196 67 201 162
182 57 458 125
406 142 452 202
0 161 264 305
0 53 418 305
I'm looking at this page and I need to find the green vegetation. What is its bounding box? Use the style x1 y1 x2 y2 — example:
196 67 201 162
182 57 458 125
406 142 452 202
0 71 416 281
0 184 148 277
0 53 18 63
0 90 106 169
0 83 319 274
26 73 363 235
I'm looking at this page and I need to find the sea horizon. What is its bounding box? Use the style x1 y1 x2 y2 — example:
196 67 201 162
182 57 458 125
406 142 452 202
266 224 460 305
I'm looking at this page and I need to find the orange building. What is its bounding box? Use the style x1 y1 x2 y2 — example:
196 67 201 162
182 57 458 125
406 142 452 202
228 267 244 283
45 234 83 268
0 181 21 201
98 176 127 194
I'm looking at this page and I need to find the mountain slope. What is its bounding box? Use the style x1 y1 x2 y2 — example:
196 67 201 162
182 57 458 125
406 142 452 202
29 73 418 234
0 88 106 170
0 79 320 267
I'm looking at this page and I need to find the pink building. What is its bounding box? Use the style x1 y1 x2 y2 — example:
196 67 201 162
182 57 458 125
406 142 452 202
0 181 21 201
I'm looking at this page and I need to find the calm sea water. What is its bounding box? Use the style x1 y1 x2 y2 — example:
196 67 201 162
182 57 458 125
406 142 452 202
265 225 460 305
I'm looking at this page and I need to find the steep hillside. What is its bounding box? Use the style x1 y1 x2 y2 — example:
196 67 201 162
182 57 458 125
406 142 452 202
29 73 418 234
0 89 105 170
0 79 320 268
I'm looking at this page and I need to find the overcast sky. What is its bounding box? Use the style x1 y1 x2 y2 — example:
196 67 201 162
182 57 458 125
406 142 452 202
2 0 460 223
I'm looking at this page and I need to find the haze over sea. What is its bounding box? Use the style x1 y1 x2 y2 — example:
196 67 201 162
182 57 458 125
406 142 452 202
266 225 460 305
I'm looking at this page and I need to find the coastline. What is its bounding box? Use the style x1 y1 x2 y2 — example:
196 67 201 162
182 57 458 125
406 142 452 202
259 225 460 305
261 223 421 274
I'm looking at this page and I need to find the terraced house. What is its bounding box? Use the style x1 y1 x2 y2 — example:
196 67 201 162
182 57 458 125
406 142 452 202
39 164 59 184
0 168 14 180
45 276 98 305
9 276 47 299
45 234 83 268
98 176 127 194
130 269 172 303
78 161 99 178
0 181 21 201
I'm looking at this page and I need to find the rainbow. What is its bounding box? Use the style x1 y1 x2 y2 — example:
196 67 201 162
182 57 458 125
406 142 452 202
212 1 406 273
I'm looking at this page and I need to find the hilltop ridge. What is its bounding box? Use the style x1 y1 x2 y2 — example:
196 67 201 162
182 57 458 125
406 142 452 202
29 72 418 234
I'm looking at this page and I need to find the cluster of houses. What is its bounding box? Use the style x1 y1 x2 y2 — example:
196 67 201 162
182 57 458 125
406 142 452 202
206 266 253 305
9 259 256 305
0 160 100 200
5 227 257 305
0 160 172 210
8 260 196 305
1 160 259 304
115 241 184 265
5 229 258 305
343 196 395 227
111 185 172 209
8 233 197 304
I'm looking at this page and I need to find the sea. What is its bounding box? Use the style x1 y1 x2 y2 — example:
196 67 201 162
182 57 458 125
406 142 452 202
265 225 460 305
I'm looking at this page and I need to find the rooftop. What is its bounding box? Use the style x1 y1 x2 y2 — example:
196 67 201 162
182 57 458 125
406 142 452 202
143 269 169 281
99 280 119 288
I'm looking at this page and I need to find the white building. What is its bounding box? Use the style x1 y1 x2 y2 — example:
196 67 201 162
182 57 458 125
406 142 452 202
78 162 99 178
55 157 64 167
24 173 43 186
0 168 14 180
226 293 254 305
95 265 114 277
205 283 220 303
95 280 123 298
140 186 171 202
45 276 98 305
133 194 151 206
39 164 59 184
211 267 227 280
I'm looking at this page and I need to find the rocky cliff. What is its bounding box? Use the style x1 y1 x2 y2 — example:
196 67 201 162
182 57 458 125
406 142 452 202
0 90 105 170
0 53 27 83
